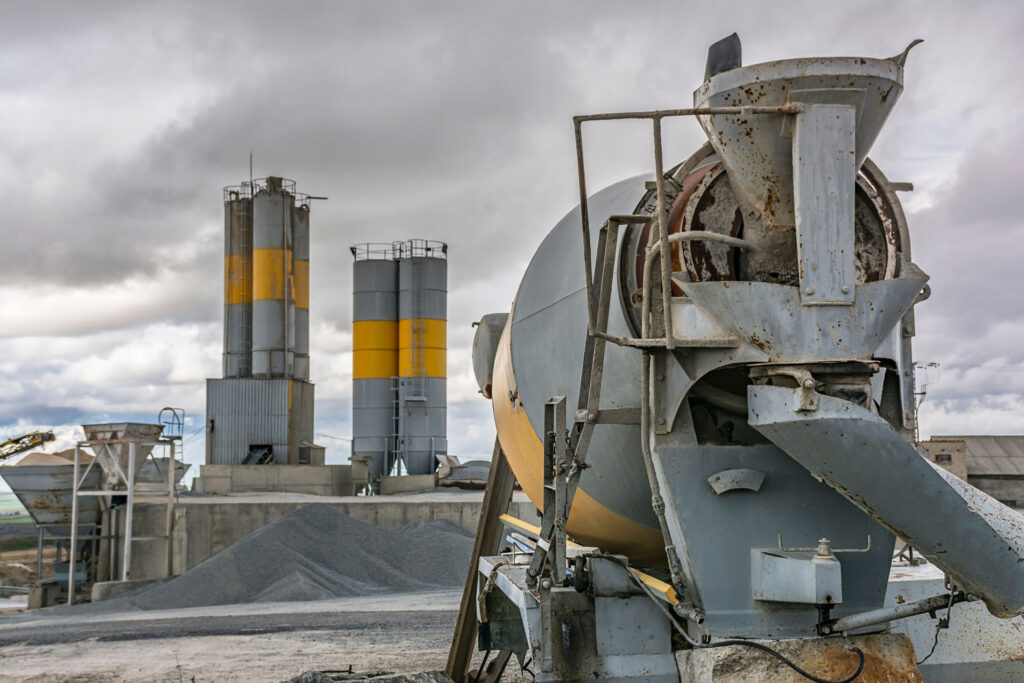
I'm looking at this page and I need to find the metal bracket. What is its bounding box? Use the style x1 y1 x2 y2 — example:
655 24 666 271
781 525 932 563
778 535 872 555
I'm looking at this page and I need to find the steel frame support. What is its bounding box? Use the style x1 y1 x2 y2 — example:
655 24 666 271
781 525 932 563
446 438 517 682
67 438 178 604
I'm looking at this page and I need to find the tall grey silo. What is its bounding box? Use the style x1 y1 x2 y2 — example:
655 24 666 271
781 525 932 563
292 201 311 381
396 240 448 475
223 187 253 378
252 177 295 378
351 245 399 483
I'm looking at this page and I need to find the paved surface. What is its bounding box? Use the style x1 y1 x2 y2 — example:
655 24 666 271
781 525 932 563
0 591 526 682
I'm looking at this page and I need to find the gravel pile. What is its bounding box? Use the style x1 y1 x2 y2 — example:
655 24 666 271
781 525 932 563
121 504 473 610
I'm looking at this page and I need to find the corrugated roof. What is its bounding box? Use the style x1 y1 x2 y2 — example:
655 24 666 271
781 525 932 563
930 435 1024 476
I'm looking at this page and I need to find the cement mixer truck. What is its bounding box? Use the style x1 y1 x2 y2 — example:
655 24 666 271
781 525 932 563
458 35 1024 682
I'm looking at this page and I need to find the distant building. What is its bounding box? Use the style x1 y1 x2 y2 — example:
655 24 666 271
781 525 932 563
920 436 1024 509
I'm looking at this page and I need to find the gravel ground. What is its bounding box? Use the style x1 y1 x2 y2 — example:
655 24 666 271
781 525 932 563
0 591 531 682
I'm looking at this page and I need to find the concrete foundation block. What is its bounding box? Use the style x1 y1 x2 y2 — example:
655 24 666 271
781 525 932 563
28 580 61 609
380 474 436 495
676 633 922 682
91 577 165 602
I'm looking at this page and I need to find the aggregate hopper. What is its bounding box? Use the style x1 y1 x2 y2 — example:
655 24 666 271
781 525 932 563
81 422 164 490
463 35 1024 682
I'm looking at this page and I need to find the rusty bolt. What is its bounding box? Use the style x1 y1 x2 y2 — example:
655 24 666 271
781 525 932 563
540 578 552 590
587 411 597 423
841 285 850 294
802 378 814 389
805 287 815 295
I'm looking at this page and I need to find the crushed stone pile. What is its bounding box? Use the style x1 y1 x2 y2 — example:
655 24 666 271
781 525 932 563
119 503 473 610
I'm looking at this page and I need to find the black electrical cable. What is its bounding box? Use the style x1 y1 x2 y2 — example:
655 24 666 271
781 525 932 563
592 553 865 683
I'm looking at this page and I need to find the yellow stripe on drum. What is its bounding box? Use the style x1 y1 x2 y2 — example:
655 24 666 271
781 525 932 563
492 317 666 567
252 248 294 301
294 259 309 310
224 254 251 305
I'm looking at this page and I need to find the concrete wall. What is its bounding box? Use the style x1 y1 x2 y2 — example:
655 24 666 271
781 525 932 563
193 464 363 496
117 492 538 582
968 476 1024 509
919 439 968 481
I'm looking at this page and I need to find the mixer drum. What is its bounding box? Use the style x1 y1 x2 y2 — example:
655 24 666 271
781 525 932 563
493 148 907 566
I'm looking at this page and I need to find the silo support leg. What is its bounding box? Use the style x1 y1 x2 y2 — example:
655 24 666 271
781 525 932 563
446 438 516 682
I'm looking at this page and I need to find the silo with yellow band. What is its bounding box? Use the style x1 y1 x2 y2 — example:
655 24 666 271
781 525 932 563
252 178 295 378
292 202 310 380
351 247 399 484
396 241 447 475
223 189 252 378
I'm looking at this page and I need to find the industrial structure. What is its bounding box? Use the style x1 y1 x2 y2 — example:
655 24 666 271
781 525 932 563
351 240 448 486
921 435 1024 508
451 35 1024 681
207 177 320 467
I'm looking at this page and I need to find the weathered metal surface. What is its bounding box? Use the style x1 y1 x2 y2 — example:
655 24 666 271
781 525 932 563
471 313 508 399
707 468 765 494
0 464 102 533
82 422 163 487
694 55 905 232
749 384 1024 617
680 278 925 362
205 378 313 465
887 563 1024 681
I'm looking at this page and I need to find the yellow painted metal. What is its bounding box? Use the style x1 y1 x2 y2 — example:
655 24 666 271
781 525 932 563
252 248 294 301
224 254 252 305
498 513 677 604
294 259 309 310
353 320 399 379
398 318 446 377
491 319 666 566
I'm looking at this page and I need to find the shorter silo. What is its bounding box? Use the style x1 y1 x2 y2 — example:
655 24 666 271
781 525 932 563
397 240 447 475
351 244 399 483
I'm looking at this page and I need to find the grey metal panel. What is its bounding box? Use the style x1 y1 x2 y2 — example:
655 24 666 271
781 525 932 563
223 196 252 378
352 379 394 438
0 465 103 535
398 376 446 475
694 56 903 230
509 175 659 530
252 190 290 249
293 204 310 380
651 404 893 636
353 260 398 321
223 304 251 378
252 299 287 377
472 313 509 396
252 188 293 378
206 378 296 465
294 308 309 380
679 278 924 362
398 257 447 320
750 384 1024 618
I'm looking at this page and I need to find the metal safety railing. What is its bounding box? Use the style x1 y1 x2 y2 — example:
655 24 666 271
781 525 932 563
572 105 797 350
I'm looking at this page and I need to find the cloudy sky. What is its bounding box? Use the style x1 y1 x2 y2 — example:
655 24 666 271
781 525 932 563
1 1 1022 485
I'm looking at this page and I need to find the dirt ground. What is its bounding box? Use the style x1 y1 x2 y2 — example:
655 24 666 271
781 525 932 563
0 547 54 588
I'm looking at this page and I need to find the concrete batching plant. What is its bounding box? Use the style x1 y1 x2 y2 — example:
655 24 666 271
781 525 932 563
351 240 447 486
207 177 319 466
